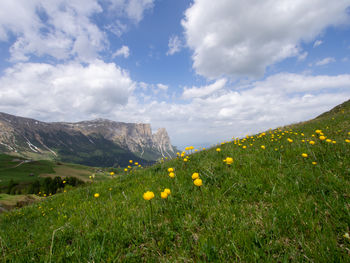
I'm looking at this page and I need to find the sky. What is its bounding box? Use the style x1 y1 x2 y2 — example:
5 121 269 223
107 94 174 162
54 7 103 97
0 0 350 149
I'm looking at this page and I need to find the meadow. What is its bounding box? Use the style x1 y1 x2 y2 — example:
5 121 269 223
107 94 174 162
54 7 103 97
0 100 349 262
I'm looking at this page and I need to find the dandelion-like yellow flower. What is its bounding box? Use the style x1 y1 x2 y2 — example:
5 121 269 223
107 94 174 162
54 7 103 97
164 188 171 195
135 162 139 166
192 172 199 180
315 129 322 134
287 138 293 143
63 180 66 184
189 146 194 150
183 158 188 162
161 192 168 199
110 172 115 176
216 148 221 152
346 139 350 143
169 172 175 178
309 141 315 145
301 153 308 158
332 140 336 144
312 162 317 165
319 135 326 140
143 191 154 200
94 193 100 198
242 145 247 149
261 145 265 150
225 157 234 165
168 167 174 172
129 160 133 164
326 139 332 143
124 168 128 172
193 178 202 187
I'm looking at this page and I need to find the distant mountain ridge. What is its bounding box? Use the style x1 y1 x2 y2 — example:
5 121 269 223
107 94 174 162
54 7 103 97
0 112 176 167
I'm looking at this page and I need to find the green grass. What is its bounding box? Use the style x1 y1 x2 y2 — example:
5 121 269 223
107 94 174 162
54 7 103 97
0 156 55 187
0 100 350 262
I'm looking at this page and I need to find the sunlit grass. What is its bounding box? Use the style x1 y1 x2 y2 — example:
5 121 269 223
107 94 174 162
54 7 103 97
0 100 350 262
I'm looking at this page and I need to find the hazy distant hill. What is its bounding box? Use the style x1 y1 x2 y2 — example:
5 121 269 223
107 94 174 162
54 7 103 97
0 112 176 167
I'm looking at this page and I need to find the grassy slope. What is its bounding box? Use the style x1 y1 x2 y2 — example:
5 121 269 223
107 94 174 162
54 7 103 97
0 155 55 187
0 155 105 189
0 100 350 262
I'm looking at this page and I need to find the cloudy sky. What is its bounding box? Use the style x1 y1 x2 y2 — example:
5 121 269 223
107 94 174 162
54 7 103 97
0 0 350 148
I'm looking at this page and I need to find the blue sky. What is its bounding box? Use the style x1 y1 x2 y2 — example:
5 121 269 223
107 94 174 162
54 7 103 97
0 0 350 148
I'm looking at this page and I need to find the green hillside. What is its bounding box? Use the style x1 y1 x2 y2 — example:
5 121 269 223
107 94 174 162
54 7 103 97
0 100 350 262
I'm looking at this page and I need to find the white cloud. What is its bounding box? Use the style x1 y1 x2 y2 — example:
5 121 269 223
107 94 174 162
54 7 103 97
182 0 350 79
112 45 130 58
166 35 182 56
0 60 135 120
1 67 349 147
182 78 227 99
107 0 154 23
157 84 168 91
0 0 105 62
0 0 154 62
315 57 336 66
106 73 350 147
298 52 308 61
313 40 323 47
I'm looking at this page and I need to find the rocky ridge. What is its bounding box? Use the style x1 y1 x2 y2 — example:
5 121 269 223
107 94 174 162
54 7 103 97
0 112 176 166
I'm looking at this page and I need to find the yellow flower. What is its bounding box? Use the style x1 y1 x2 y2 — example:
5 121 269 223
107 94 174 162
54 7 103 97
319 135 326 140
193 178 202 187
160 192 168 199
128 165 131 169
242 145 247 149
169 172 175 178
129 160 133 163
135 162 139 166
332 140 336 144
63 180 66 184
315 129 322 134
143 191 154 200
301 153 308 158
183 158 188 162
164 188 171 195
309 141 315 145
216 148 221 152
110 172 114 176
346 139 350 143
312 162 317 165
344 233 350 239
124 168 128 172
261 145 265 150
94 193 100 198
189 146 194 150
287 138 293 143
185 147 190 151
168 167 174 172
326 139 332 143
109 188 112 191
138 165 142 168
225 157 234 165
192 172 199 180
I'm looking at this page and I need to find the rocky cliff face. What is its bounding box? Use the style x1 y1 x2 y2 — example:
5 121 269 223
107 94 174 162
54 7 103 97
0 112 176 166
63 119 176 159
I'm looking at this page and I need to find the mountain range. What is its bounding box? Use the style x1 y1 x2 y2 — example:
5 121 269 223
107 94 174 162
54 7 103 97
0 112 176 167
